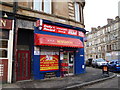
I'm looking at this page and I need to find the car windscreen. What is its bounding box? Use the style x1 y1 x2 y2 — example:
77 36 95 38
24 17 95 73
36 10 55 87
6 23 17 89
97 59 105 62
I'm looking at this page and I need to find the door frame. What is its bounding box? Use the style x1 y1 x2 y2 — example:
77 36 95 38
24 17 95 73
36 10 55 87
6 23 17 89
60 51 75 76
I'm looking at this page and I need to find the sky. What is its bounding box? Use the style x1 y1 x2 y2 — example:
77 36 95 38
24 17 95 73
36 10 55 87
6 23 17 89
84 0 120 32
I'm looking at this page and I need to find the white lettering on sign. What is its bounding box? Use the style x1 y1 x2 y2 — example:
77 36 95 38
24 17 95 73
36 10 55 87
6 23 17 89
41 23 85 37
68 29 77 36
78 31 85 37
0 64 4 77
0 20 6 27
80 55 83 57
56 26 68 34
43 24 56 32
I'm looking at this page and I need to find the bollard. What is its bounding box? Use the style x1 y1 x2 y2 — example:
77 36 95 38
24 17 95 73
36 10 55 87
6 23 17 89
102 65 109 77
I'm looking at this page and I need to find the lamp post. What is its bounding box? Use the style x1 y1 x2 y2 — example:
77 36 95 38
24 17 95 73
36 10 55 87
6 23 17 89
12 1 18 82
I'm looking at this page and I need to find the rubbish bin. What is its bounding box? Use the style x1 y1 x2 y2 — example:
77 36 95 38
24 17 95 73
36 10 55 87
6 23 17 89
102 65 109 77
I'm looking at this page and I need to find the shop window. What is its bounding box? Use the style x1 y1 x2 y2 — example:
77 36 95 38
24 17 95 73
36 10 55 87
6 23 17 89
0 30 9 58
33 0 52 14
39 47 59 72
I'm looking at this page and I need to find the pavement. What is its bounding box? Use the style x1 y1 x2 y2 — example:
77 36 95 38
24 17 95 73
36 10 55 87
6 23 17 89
1 67 116 89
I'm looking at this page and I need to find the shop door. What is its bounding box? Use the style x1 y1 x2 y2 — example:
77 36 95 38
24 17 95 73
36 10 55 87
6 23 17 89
68 51 74 75
61 51 74 76
16 50 31 81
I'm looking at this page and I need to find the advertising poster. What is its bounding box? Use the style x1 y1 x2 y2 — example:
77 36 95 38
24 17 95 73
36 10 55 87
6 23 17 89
40 55 59 71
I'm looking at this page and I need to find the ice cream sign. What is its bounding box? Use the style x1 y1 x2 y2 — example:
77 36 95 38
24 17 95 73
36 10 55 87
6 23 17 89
68 29 77 36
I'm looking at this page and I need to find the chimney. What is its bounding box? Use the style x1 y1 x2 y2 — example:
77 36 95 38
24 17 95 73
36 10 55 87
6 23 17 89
91 27 97 32
97 26 101 30
115 16 120 21
107 19 113 24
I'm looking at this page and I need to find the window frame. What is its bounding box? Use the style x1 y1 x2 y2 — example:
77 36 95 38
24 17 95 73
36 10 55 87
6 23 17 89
33 0 42 11
33 0 52 14
74 2 81 22
44 0 52 14
0 30 9 59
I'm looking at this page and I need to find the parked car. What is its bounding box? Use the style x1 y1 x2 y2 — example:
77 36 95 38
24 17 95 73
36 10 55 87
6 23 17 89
85 58 93 66
92 58 108 68
107 60 120 72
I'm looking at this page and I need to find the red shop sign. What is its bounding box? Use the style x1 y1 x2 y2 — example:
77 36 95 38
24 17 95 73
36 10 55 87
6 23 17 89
0 18 12 29
41 23 84 37
68 29 78 36
78 31 85 37
42 24 56 32
56 26 68 34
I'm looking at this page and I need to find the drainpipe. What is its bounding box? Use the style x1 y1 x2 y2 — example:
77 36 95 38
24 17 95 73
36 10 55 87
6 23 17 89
12 1 18 83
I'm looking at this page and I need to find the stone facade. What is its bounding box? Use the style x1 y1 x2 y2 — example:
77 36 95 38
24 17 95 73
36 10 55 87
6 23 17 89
85 16 120 61
1 0 85 28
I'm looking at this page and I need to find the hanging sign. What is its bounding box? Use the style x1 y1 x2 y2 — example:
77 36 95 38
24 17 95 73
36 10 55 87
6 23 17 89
40 55 59 71
0 18 12 29
36 19 43 27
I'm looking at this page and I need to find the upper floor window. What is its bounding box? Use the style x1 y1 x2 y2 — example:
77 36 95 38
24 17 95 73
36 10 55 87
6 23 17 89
33 0 42 11
33 0 52 14
44 0 52 14
74 2 81 22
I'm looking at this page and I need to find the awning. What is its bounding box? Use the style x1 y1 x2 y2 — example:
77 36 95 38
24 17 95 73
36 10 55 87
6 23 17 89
34 34 84 48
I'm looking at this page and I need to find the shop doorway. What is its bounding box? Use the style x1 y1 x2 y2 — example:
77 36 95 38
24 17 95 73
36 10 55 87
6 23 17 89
16 29 33 81
16 50 31 81
61 51 74 76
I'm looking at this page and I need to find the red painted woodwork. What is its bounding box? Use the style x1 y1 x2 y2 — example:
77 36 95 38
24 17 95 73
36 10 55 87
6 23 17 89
0 59 8 83
16 50 31 81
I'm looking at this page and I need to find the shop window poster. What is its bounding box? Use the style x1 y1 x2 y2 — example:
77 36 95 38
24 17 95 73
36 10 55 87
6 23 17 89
40 55 59 71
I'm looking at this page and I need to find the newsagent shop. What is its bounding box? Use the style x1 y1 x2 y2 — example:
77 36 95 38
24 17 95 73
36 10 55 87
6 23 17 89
33 19 86 80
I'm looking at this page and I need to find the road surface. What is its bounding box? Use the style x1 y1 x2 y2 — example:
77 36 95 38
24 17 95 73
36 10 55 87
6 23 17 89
81 74 120 89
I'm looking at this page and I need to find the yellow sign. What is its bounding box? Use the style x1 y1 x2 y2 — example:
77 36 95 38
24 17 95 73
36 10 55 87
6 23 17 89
57 40 73 44
40 55 59 71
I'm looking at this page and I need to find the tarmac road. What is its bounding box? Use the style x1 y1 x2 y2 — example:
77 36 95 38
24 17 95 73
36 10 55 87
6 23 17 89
81 74 120 89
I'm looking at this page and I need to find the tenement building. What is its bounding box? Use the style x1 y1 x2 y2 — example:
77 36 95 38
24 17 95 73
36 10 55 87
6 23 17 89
0 0 86 83
85 16 120 61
